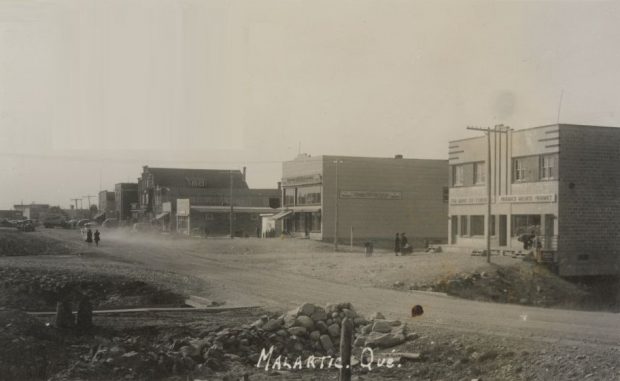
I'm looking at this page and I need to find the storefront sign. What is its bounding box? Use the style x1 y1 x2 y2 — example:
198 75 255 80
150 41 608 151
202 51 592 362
176 199 190 216
339 190 402 200
449 197 489 205
499 194 556 203
282 174 322 186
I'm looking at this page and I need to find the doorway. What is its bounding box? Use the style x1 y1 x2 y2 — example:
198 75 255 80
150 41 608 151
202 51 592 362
499 215 507 246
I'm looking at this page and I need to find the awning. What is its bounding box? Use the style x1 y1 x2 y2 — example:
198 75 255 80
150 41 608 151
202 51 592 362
190 205 277 214
291 206 321 213
270 210 293 220
155 212 169 220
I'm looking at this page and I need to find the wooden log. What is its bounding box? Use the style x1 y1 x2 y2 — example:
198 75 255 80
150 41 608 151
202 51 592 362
339 317 353 381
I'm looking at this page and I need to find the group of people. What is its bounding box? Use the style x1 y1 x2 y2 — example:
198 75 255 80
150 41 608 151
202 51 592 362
394 232 411 255
84 228 101 247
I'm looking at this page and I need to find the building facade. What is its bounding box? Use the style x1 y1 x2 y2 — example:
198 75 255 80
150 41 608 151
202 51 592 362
98 191 116 218
278 154 448 246
448 124 620 277
137 166 280 236
13 203 50 221
114 183 138 222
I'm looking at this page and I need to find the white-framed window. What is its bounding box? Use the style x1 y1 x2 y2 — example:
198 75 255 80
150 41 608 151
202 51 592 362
470 215 485 236
452 165 464 186
473 162 485 185
540 154 556 180
513 158 526 182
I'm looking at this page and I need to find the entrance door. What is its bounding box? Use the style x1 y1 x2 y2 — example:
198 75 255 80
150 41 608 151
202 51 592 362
499 215 507 246
544 214 555 249
450 216 458 244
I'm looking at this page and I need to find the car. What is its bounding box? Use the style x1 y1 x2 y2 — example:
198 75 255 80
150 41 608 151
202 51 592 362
102 218 119 228
43 215 70 229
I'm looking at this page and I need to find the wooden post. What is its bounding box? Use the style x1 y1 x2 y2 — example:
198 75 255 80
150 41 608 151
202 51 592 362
339 317 353 381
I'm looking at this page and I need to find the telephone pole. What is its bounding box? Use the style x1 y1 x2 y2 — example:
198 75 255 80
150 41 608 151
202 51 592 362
333 159 343 251
466 125 510 263
229 170 234 239
83 195 95 209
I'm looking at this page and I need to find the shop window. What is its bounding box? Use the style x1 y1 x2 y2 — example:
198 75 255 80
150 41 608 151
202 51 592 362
511 215 541 237
473 162 485 185
460 215 468 236
513 158 526 182
452 165 464 186
470 215 485 236
540 154 556 180
297 186 321 205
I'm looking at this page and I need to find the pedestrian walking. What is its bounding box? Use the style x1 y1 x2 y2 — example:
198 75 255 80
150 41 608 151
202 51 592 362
394 233 401 256
85 228 93 247
401 232 411 254
94 229 100 247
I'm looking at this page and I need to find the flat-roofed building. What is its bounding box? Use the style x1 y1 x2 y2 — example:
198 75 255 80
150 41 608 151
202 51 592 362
448 124 620 276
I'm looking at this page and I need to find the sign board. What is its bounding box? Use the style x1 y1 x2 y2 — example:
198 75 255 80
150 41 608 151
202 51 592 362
499 194 556 203
176 199 190 216
449 197 489 205
282 174 322 186
339 190 402 200
162 202 172 213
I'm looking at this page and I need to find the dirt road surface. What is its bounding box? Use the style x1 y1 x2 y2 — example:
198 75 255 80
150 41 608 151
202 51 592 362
30 229 620 352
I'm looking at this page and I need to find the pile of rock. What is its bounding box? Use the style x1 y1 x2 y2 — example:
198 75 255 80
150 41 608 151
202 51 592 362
69 302 416 379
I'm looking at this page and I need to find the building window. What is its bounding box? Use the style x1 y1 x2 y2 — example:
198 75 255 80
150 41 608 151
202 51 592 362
460 215 468 236
540 154 556 180
452 165 464 186
296 185 321 205
511 215 541 237
283 188 295 206
473 162 485 185
470 215 485 236
513 158 526 182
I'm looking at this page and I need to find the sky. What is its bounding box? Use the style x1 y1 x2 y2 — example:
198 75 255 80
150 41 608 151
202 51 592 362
1 0 620 209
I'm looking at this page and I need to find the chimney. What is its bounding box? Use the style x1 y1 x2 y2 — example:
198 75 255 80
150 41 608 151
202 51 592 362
394 154 403 159
242 167 247 181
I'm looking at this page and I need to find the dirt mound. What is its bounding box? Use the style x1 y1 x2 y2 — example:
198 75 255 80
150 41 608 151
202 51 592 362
0 309 66 380
409 261 592 308
0 230 74 256
0 267 186 311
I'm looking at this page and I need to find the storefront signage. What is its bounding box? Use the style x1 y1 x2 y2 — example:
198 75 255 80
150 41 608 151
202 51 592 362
499 194 556 203
282 174 322 186
339 190 402 200
176 199 190 216
449 197 489 205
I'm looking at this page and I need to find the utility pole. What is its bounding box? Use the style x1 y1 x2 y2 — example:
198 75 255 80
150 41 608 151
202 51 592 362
70 198 80 210
83 195 95 210
229 170 234 239
466 125 510 263
333 159 343 251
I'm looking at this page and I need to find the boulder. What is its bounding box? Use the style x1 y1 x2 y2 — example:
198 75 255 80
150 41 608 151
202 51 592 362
262 319 283 332
353 336 366 347
315 321 329 333
325 303 338 314
319 335 334 352
327 323 340 338
288 326 308 337
371 320 393 333
297 303 316 316
341 308 356 319
295 315 315 330
309 330 321 341
310 307 327 321
361 324 373 335
365 331 406 348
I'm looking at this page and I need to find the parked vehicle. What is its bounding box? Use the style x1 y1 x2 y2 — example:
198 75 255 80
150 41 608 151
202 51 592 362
102 218 119 228
43 215 70 229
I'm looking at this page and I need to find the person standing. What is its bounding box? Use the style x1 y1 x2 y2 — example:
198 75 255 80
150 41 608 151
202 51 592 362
94 230 100 247
394 233 401 256
86 228 93 247
401 233 410 254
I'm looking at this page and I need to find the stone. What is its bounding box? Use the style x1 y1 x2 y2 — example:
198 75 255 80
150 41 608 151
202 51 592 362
297 303 316 316
180 345 200 358
327 323 340 337
319 335 334 352
388 320 402 326
276 329 289 337
316 321 328 333
370 312 385 320
310 307 327 321
371 320 392 333
406 333 419 341
341 308 356 319
309 330 321 341
365 332 406 348
325 303 337 314
282 312 297 328
262 319 283 332
295 315 315 330
353 317 368 326
288 326 308 337
331 312 339 319
361 324 373 334
353 336 366 347
326 319 333 325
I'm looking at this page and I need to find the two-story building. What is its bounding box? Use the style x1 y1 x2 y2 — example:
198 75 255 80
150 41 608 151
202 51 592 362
115 183 139 222
448 124 620 276
275 154 448 247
